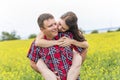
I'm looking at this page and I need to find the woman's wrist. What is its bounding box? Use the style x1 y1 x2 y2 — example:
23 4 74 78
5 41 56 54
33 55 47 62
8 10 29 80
71 39 75 45
52 40 58 45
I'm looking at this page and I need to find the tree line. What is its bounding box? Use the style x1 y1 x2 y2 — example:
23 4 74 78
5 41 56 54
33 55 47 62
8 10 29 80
90 28 120 34
0 28 120 41
0 31 36 41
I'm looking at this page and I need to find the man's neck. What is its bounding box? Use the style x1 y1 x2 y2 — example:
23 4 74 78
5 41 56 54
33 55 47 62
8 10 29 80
44 35 54 40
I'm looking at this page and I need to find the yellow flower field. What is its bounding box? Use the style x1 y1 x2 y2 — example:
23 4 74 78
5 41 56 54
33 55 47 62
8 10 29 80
0 32 120 80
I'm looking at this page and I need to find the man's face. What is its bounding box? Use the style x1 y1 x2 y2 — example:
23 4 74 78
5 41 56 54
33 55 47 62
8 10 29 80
57 19 69 32
41 18 58 39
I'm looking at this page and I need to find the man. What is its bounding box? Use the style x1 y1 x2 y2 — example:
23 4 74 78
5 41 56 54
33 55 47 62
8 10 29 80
27 13 87 80
27 13 59 80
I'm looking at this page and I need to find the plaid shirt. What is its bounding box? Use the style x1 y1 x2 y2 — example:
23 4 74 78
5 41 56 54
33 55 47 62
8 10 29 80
27 32 83 80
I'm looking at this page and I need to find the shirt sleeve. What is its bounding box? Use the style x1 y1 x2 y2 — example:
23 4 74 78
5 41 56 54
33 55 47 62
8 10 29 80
72 45 84 54
27 40 41 63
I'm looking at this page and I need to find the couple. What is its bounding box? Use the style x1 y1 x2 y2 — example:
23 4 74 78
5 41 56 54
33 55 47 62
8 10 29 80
27 11 88 80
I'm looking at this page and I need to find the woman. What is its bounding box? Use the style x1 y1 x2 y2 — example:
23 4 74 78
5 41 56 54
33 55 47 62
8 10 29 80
35 11 88 80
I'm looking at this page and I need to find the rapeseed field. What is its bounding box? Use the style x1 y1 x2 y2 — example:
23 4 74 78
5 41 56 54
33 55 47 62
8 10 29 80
0 32 120 80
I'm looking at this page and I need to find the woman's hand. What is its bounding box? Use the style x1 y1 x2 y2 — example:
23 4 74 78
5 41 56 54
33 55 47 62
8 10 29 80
57 36 73 47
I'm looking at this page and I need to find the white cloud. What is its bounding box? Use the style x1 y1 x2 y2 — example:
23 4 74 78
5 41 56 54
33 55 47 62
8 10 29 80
0 0 120 38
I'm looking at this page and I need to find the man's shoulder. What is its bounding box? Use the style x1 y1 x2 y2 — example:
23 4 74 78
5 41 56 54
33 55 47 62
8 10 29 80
58 32 73 37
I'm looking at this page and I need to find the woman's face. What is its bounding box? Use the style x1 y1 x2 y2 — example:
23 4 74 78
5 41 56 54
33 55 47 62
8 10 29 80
57 19 69 32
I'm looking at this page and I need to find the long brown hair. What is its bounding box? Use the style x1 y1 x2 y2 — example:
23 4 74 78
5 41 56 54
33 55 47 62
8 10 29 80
60 11 86 42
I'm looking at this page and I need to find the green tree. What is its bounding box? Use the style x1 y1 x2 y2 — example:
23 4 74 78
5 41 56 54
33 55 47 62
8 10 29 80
107 30 114 33
91 30 99 34
28 34 36 39
1 31 20 41
116 28 120 31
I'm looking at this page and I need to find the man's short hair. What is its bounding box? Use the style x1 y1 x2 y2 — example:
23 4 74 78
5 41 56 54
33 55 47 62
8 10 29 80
37 13 54 28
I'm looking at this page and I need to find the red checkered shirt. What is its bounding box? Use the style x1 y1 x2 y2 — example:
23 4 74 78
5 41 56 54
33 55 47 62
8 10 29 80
27 32 83 80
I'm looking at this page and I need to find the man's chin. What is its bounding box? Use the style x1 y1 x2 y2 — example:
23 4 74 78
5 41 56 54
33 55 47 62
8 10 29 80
54 33 58 36
58 30 62 32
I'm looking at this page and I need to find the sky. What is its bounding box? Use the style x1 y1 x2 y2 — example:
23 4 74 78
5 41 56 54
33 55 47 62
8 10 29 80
0 0 120 39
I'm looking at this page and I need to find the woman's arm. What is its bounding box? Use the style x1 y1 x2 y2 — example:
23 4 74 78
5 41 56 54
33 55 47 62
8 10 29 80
35 32 89 48
71 39 89 48
73 31 89 48
35 32 59 47
59 31 89 48
36 59 59 80
58 36 89 48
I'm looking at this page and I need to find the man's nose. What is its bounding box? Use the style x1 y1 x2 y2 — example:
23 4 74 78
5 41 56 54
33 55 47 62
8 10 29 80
54 25 58 29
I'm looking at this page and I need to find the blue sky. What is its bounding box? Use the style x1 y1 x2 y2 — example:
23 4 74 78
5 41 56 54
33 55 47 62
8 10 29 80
0 0 120 38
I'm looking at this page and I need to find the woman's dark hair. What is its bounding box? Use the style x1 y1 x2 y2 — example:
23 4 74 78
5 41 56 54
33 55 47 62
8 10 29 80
60 11 86 41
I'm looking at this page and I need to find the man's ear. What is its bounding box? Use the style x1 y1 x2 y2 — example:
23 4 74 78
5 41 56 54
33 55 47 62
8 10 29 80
40 27 44 31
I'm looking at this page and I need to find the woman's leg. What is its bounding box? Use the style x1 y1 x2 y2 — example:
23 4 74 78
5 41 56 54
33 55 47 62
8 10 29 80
36 59 59 80
67 50 82 80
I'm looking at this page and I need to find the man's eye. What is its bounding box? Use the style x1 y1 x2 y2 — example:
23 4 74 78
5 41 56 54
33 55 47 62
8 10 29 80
48 25 52 27
59 23 61 26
